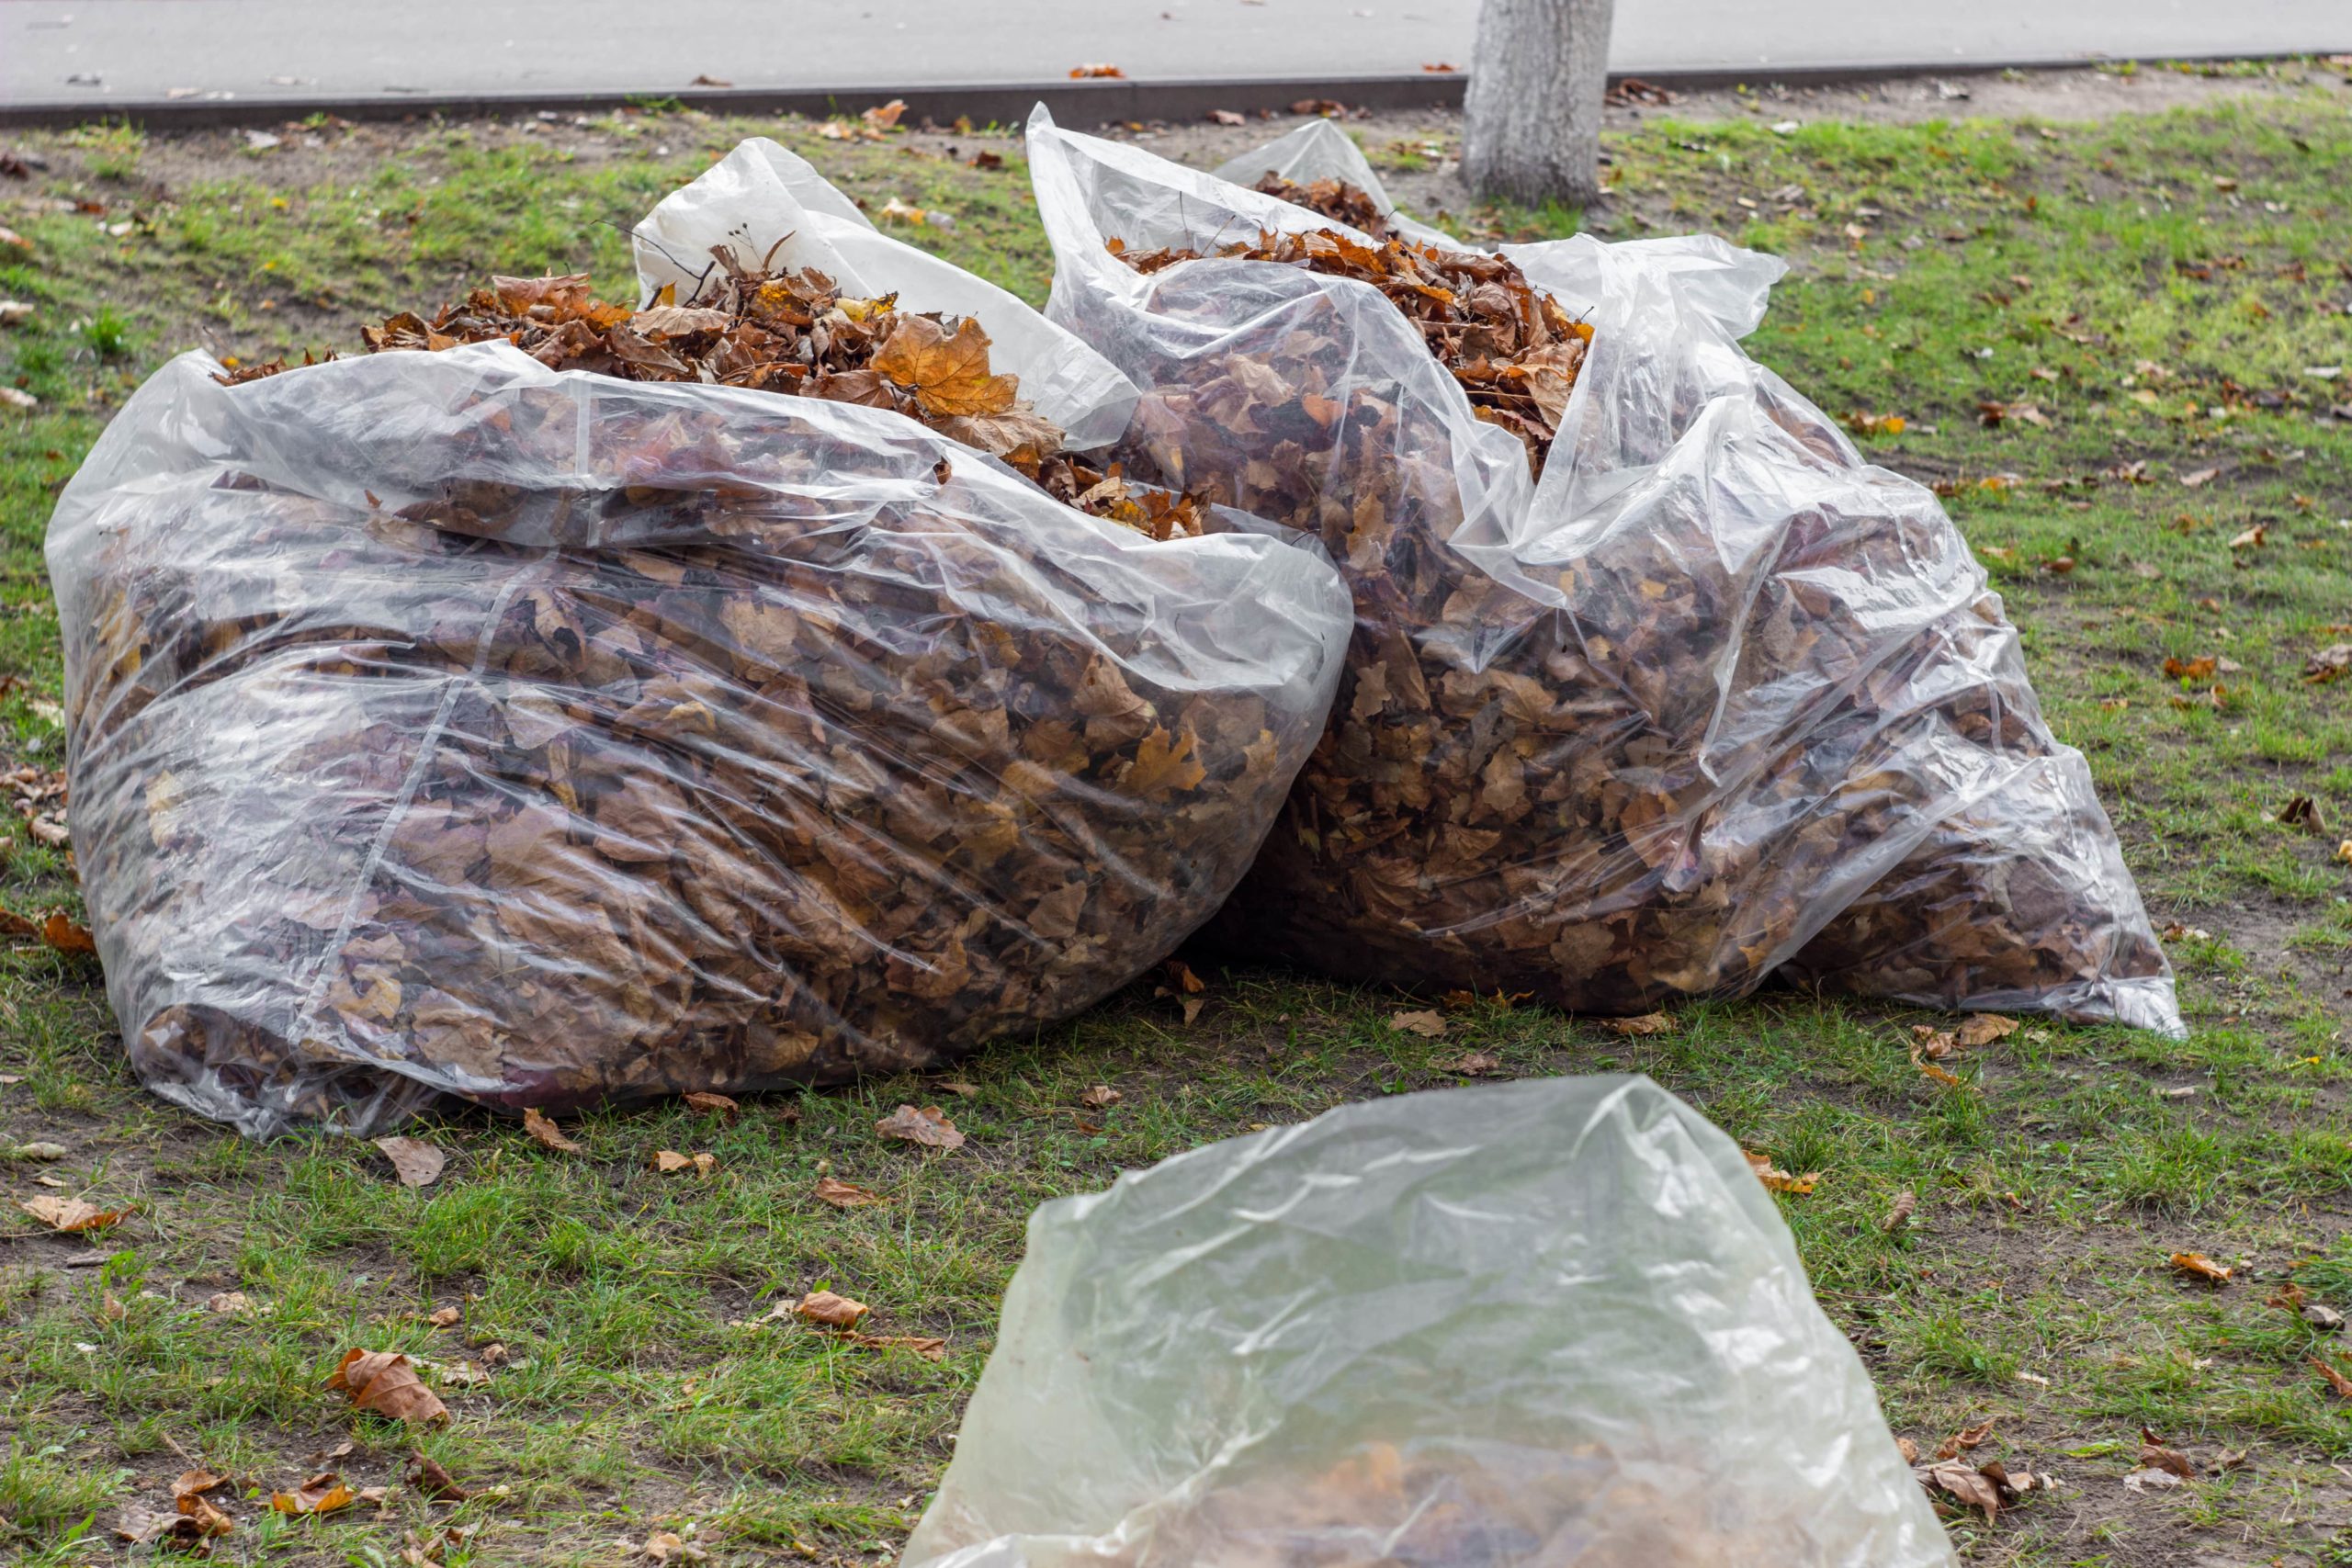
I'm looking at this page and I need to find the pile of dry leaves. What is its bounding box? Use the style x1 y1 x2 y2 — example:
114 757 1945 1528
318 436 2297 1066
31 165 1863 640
64 320 1341 1132
229 265 1204 542
1115 193 1592 478
1069 164 2171 1025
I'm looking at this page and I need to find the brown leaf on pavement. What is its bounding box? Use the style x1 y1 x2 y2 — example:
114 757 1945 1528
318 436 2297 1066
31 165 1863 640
522 1107 582 1154
876 1104 966 1150
813 1176 888 1208
18 1195 130 1233
2170 1252 2233 1285
328 1348 450 1425
794 1289 870 1328
372 1135 447 1188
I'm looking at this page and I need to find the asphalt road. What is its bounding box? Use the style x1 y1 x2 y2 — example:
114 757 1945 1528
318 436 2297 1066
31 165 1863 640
2 0 2345 110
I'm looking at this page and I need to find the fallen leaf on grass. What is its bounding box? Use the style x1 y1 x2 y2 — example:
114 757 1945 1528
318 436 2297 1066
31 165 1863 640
2339 839 2352 866
1080 1084 1122 1109
876 1104 965 1150
1744 1150 1818 1195
522 1107 582 1153
932 1078 980 1098
861 98 907 131
40 910 94 953
2161 922 2213 942
2140 1435 2196 1479
329 1348 450 1425
1937 1420 1995 1459
2312 1357 2352 1398
2228 524 2267 550
439 1359 491 1388
1910 1045 1970 1089
372 1135 447 1189
2304 644 2352 683
426 1305 460 1327
4 1140 66 1159
18 1195 130 1233
843 1330 948 1360
1432 1051 1502 1076
408 1451 472 1502
650 1149 717 1176
2122 1466 2185 1493
1602 1011 1676 1037
1844 410 1907 437
2164 655 2217 680
2279 795 2328 834
681 1090 740 1121
1918 1461 2005 1524
813 1176 887 1208
1883 1189 1917 1234
2170 1252 2233 1285
271 1472 354 1516
1955 1013 2019 1048
206 1290 252 1314
2179 467 2220 488
794 1289 870 1328
1387 1009 1448 1038
2307 1303 2347 1332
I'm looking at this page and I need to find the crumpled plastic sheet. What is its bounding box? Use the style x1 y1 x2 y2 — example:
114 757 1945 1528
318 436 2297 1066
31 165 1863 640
51 289 1350 1134
902 1074 1959 1568
1026 108 2181 1036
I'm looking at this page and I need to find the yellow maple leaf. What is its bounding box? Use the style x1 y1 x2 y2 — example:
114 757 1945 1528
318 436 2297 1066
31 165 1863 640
1124 727 1208 800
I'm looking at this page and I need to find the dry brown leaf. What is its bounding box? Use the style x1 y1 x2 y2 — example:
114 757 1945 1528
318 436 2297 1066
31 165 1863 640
932 1078 981 1098
408 1451 473 1503
843 1329 947 1360
1744 1149 1818 1196
40 909 95 954
2140 1441 2195 1479
1602 1011 1675 1037
1919 1460 2005 1524
426 1305 461 1327
1883 1189 1918 1234
372 1135 447 1188
522 1107 582 1154
2179 467 2220 488
814 1175 888 1208
2278 795 2327 834
2267 1281 2309 1312
2164 654 2218 680
272 1472 355 1516
1895 1436 1920 1464
650 1149 717 1176
1080 1084 1122 1109
1431 1051 1502 1076
794 1289 870 1327
872 314 1017 418
1910 1045 1969 1089
1388 1008 1448 1038
681 1090 741 1121
329 1348 451 1425
877 1104 966 1150
18 1194 130 1233
1954 1013 2019 1048
2170 1252 2233 1285
2304 644 2352 683
2314 1357 2352 1398
206 1290 252 1314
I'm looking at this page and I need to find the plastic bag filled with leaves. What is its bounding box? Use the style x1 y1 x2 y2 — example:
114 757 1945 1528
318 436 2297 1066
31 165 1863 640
901 1075 1959 1568
1027 109 2179 1035
49 163 1351 1139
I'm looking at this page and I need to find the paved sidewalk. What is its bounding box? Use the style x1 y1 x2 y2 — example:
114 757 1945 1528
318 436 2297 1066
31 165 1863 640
3 0 2343 112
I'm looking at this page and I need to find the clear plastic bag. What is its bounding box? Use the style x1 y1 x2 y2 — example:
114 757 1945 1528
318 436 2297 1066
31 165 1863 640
51 340 1350 1137
1027 110 2179 1035
901 1074 1958 1568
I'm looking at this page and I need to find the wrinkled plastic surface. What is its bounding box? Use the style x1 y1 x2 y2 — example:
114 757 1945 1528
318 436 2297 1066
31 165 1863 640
1028 109 2179 1035
633 137 1137 452
51 341 1351 1136
903 1075 1958 1568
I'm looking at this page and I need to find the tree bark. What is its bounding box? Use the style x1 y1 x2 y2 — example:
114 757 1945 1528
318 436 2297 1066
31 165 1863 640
1462 0 1617 209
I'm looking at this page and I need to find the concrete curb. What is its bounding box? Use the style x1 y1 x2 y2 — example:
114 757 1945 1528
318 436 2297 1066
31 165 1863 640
0 54 2320 132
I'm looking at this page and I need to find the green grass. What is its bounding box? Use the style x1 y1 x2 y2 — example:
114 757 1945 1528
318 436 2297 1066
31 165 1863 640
5 85 2352 1564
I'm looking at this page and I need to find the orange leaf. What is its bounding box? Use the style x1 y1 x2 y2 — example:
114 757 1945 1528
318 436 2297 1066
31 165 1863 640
328 1349 450 1425
18 1195 130 1233
40 910 94 954
271 1472 355 1516
2170 1252 2233 1285
682 1090 741 1122
1744 1149 1818 1195
871 315 1017 418
2313 1357 2352 1399
1123 726 1208 800
794 1289 870 1327
522 1107 582 1154
814 1176 888 1208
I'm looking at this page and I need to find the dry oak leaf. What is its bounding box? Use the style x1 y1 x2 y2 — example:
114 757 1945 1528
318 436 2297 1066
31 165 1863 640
1744 1150 1818 1196
329 1348 451 1426
651 1149 717 1176
1602 1012 1675 1037
681 1090 740 1122
272 1472 355 1516
794 1289 870 1327
2170 1252 2233 1285
876 1104 966 1150
409 1451 473 1503
2312 1357 2352 1399
1388 1009 1449 1039
814 1176 888 1208
522 1107 582 1154
1080 1084 1122 1109
871 314 1016 418
19 1194 130 1232
373 1135 447 1189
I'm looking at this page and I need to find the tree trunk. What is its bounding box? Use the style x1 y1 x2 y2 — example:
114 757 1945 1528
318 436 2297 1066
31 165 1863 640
1461 0 1617 209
